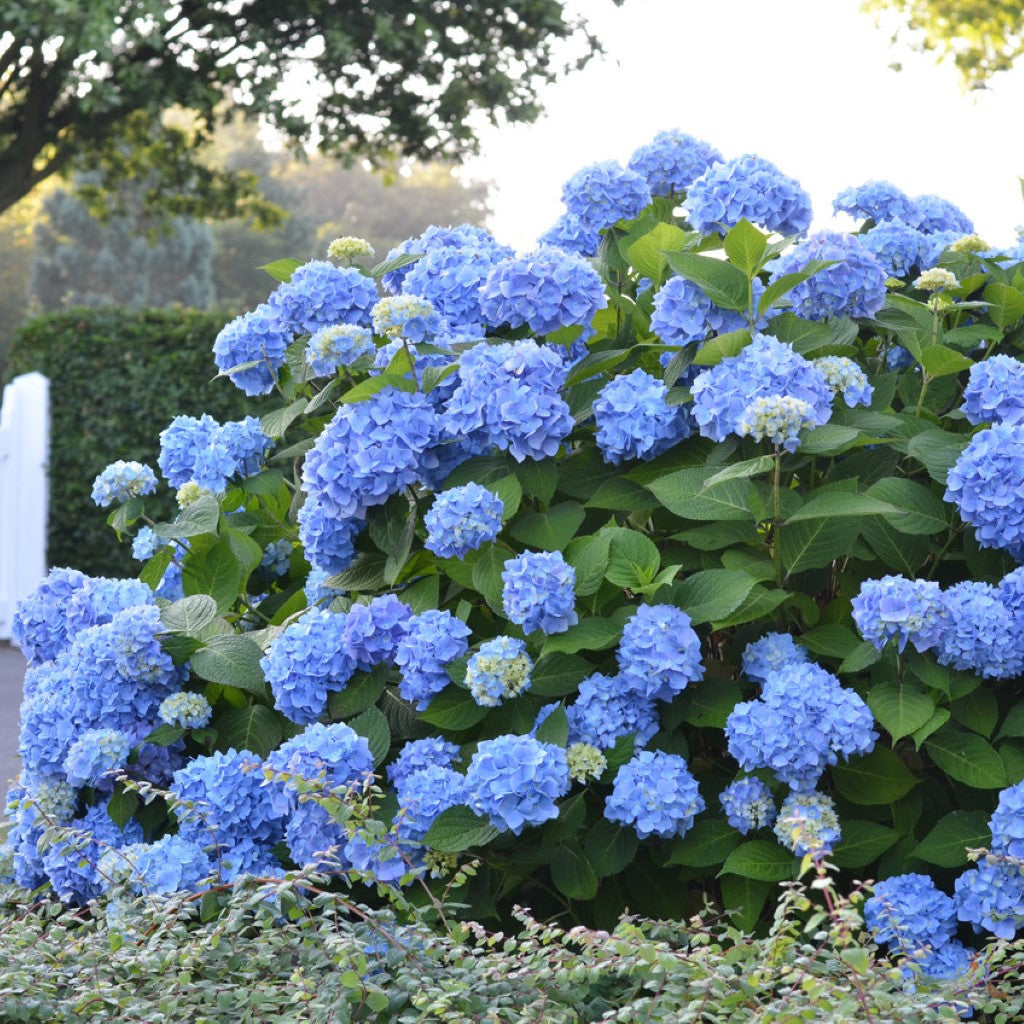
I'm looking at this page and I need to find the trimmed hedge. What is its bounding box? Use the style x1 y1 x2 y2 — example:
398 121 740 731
6 309 247 576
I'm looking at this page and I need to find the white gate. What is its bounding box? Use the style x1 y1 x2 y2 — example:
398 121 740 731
0 372 49 642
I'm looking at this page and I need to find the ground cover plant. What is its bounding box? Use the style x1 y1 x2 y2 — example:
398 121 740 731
6 131 1024 1004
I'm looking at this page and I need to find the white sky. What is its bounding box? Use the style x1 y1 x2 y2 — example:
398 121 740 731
462 0 1024 250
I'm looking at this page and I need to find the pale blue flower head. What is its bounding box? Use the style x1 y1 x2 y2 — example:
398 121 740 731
627 130 722 196
605 750 704 839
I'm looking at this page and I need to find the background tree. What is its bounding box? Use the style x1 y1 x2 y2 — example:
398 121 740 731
0 1 611 221
866 0 1024 86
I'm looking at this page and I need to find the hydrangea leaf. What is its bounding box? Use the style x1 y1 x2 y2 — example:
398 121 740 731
424 805 501 852
258 257 303 283
153 493 220 540
912 810 991 868
214 705 282 760
925 730 1009 789
551 842 599 900
510 502 585 552
867 682 936 742
833 747 919 805
663 252 749 310
584 819 639 878
667 818 740 869
672 570 757 624
160 594 219 636
189 635 269 698
723 219 768 278
719 840 796 882
831 821 899 869
349 706 391 766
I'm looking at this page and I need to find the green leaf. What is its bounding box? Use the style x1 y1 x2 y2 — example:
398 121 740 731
143 724 185 747
420 688 489 731
997 703 1024 741
757 258 834 315
107 496 144 536
865 478 950 535
832 820 899 869
912 811 991 868
584 819 639 877
838 641 883 675
240 469 285 498
723 219 767 277
551 843 599 900
260 398 307 440
513 459 558 503
720 840 796 882
182 536 248 615
564 532 612 597
349 706 391 766
951 688 998 738
797 424 861 456
535 705 569 747
338 373 417 404
626 222 689 280
833 746 918 805
530 654 591 697
925 730 1009 789
680 675 742 728
720 875 772 932
867 682 936 742
919 345 973 377
370 252 421 278
702 455 774 488
383 507 417 587
667 818 740 868
672 570 758 624
565 348 630 387
692 328 752 367
259 257 303 282
906 430 969 485
215 705 282 759
190 635 268 697
424 805 501 852
785 492 898 523
644 466 754 521
664 251 749 310
327 668 388 719
139 546 174 591
153 494 220 540
160 594 219 636
605 528 660 589
541 617 624 656
910 708 951 749
107 786 139 829
471 545 507 613
510 502 585 552
984 280 1024 329
326 553 387 593
779 517 857 573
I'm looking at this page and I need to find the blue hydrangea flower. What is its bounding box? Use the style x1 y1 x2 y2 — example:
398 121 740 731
851 575 946 653
371 294 445 342
465 735 569 835
158 414 219 487
741 633 809 685
501 551 577 635
371 338 457 399
617 604 704 701
442 340 573 462
726 662 876 790
63 728 131 788
41 801 143 905
260 539 291 578
158 414 269 491
394 765 467 844
685 154 812 236
813 356 874 407
306 324 374 377
297 499 364 576
861 220 932 278
465 635 533 707
261 608 353 724
11 567 89 666
963 355 1024 426
171 748 281 847
424 483 504 559
605 750 704 840
479 246 607 338
105 834 214 895
833 181 918 225
650 275 752 345
394 610 472 709
945 424 1024 557
401 246 501 334
908 194 973 235
561 161 652 230
738 395 816 452
866 873 958 955
720 777 776 834
131 527 163 561
386 738 461 788
767 232 887 321
302 387 438 518
304 566 343 607
328 599 407 676
538 212 601 257
690 334 833 443
267 260 377 336
90 461 157 507
955 858 1024 940
998 565 1024 619
215 417 272 479
773 791 840 856
935 581 1024 679
212 303 292 396
594 369 692 464
567 673 659 751
381 224 512 292
989 781 1024 859
627 131 722 196
263 721 374 818
159 691 212 729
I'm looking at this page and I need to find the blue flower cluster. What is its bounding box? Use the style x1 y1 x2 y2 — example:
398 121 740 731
741 632 809 684
11 566 89 665
63 727 131 788
340 595 412 669
105 833 215 895
158 414 270 492
955 859 1024 941
401 246 499 334
465 735 569 834
480 246 607 338
594 369 692 463
963 355 1024 426
851 575 945 653
267 260 378 336
443 341 572 462
685 154 812 236
617 604 703 701
297 499 364 576
465 636 533 707
424 483 504 559
767 231 887 321
935 581 1024 679
302 387 437 518
501 551 577 635
861 220 933 278
911 195 973 235
371 294 445 341
773 791 840 856
386 738 461 788
945 423 1024 557
212 303 293 396
627 130 722 197
605 750 704 839
649 275 766 345
726 661 876 790
990 780 1024 859
561 160 652 231
720 777 776 834
813 356 874 407
738 395 816 452
538 212 602 257
394 765 466 844
394 610 472 709
305 324 374 376
566 673 660 751
690 334 833 443
159 691 212 729
833 181 919 225
380 224 511 292
90 461 157 507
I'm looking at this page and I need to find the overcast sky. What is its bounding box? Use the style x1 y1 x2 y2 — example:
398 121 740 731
462 0 1024 250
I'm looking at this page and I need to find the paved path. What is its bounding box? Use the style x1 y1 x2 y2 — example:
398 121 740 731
0 643 24 793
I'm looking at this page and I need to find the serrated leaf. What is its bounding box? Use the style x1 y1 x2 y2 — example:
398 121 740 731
349 706 391 766
551 843 599 900
663 251 749 310
584 819 639 877
667 818 740 868
535 705 569 747
672 570 757 624
692 328 753 367
864 478 950 535
419 687 489 731
720 840 796 881
906 430 969 485
190 635 268 697
259 257 303 282
541 617 624 656
510 502 585 552
779 517 858 574
471 545 507 613
833 747 918 805
530 654 590 697
370 252 422 278
867 682 936 742
143 724 185 747
214 705 282 759
925 730 1009 789
424 805 501 852
160 594 219 636
912 811 990 868
260 398 307 440
327 668 388 719
644 466 754 521
832 820 899 869
153 494 220 540
605 528 660 589
723 219 767 277
338 373 417 404
563 533 612 597
625 221 689 280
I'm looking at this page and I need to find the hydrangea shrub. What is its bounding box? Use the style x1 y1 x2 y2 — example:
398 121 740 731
7 135 1024 971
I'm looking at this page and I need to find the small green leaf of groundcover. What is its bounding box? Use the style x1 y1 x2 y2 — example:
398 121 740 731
720 840 796 882
912 810 991 868
424 805 501 853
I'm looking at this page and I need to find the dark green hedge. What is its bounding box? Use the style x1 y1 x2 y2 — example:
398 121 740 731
7 308 252 577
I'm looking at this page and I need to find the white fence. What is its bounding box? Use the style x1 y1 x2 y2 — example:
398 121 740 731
0 372 49 642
